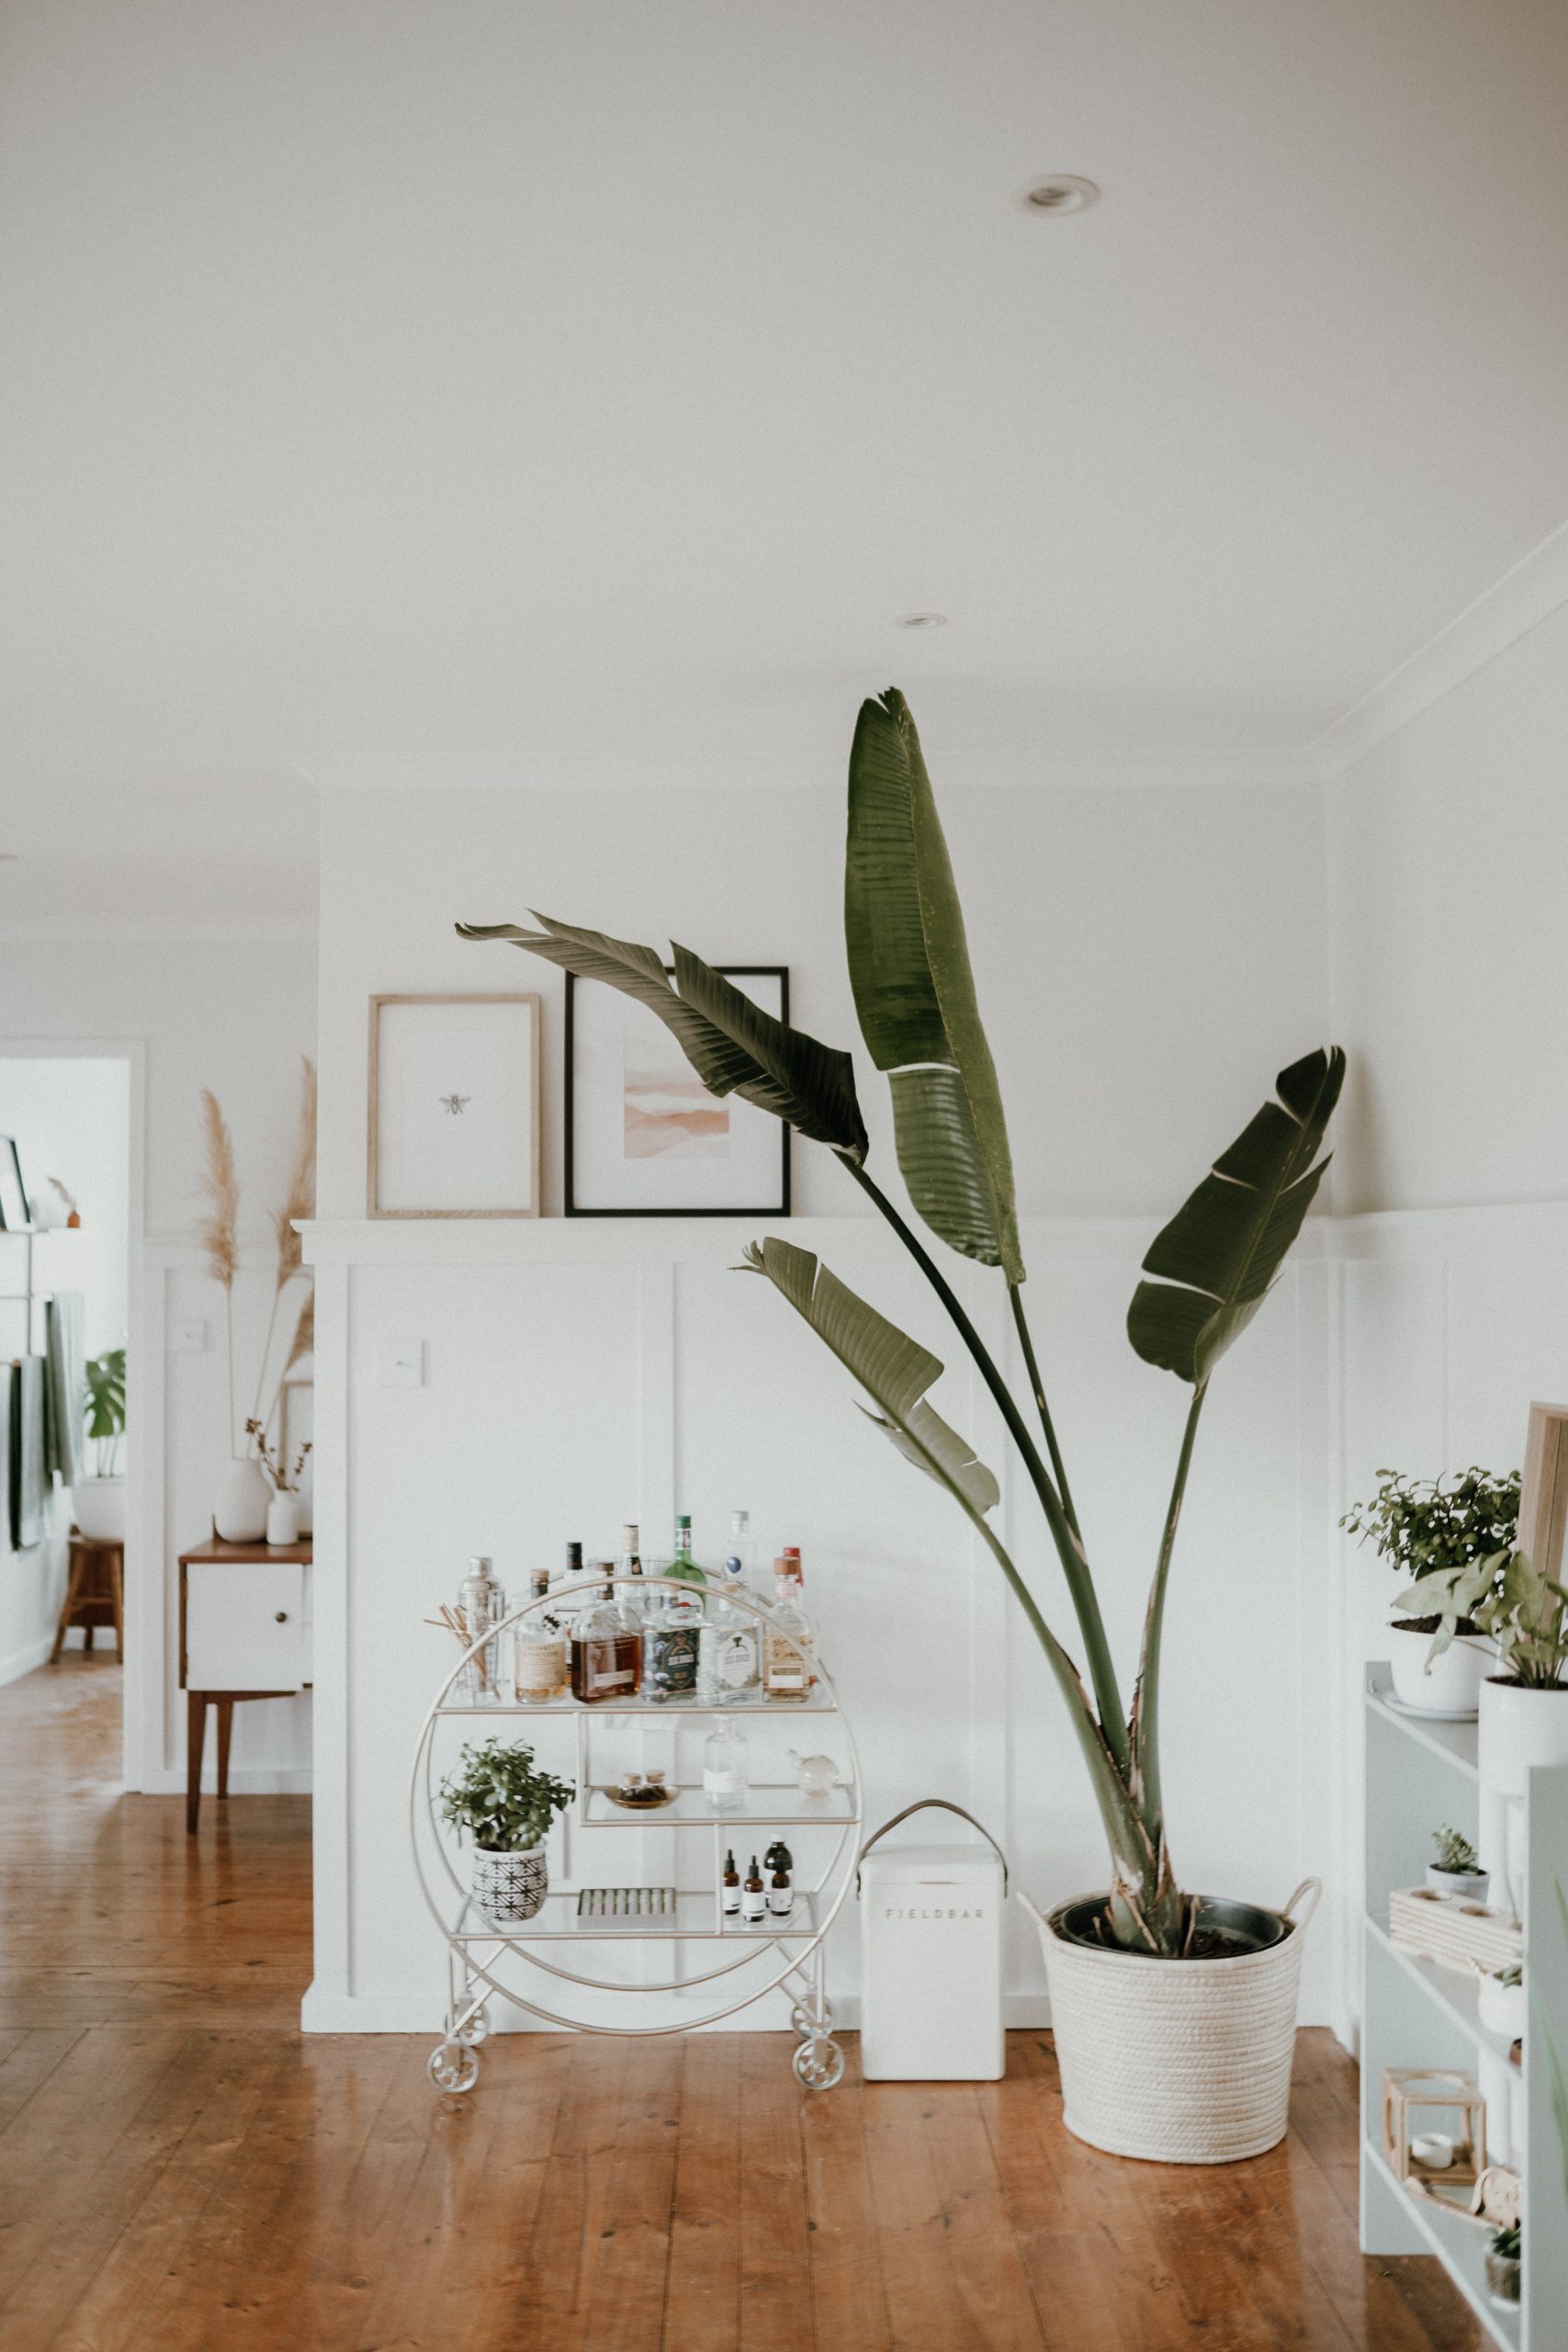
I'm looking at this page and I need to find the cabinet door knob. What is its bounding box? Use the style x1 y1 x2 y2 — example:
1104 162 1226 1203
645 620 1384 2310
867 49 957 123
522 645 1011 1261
275 1611 288 1623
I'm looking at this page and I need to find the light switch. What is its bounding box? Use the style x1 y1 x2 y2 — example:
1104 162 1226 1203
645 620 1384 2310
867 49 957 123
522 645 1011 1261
376 1336 424 1388
170 1317 207 1353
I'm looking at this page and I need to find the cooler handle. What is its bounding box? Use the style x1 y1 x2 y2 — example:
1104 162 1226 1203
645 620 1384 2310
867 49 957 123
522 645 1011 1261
855 1800 1009 1895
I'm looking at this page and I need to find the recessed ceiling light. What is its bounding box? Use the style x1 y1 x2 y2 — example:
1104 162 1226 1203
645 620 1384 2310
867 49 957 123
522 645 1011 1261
1021 175 1100 216
894 612 948 630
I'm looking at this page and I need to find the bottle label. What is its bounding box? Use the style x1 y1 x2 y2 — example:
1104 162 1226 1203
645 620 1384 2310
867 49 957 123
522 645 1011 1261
514 1634 566 1695
742 1894 765 1923
763 1631 814 1693
703 1766 745 1800
722 1883 741 1914
646 1625 698 1696
715 1631 758 1690
583 1645 635 1696
768 1886 793 1915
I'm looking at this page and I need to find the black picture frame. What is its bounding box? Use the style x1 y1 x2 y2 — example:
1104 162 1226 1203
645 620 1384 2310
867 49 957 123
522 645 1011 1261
0 1137 30 1233
564 967 791 1217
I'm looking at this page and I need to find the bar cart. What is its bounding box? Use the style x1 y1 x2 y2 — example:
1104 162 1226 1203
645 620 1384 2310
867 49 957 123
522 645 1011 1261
410 1577 862 2093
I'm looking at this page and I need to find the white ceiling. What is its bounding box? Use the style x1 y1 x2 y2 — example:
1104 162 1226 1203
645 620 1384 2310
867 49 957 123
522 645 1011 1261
3 0 1567 923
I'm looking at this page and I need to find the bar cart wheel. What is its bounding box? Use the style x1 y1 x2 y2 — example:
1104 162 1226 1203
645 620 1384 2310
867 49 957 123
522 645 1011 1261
455 2003 491 2046
790 1996 835 2038
793 2035 845 2091
428 2040 480 2094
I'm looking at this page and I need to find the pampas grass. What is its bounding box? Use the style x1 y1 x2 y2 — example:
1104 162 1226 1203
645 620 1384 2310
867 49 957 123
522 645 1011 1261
197 1089 240 1445
195 1062 317 1458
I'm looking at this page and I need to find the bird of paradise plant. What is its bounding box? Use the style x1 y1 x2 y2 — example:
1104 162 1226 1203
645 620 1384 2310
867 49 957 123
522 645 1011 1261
460 690 1343 1956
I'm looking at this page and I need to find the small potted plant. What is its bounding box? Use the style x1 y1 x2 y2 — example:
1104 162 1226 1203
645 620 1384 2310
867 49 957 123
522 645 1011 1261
243 1417 312 1547
1407 1547 1568 1798
1485 2222 1521 2306
70 1348 126 1542
438 1736 574 1924
1342 1468 1517 1716
1476 1959 1525 2041
1427 1825 1489 1903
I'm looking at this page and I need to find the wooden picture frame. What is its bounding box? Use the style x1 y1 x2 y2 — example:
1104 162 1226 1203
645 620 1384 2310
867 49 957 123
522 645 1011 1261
564 967 791 1217
1517 1400 1568 1582
367 994 542 1218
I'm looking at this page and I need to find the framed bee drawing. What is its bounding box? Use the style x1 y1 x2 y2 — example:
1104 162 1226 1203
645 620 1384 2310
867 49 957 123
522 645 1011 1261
367 994 541 1217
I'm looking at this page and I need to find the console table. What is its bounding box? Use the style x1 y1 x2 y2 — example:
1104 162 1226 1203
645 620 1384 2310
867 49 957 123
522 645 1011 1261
178 1535 313 1833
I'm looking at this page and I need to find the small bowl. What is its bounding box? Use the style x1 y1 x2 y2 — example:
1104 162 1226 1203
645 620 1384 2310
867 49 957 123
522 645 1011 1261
1410 2132 1453 2170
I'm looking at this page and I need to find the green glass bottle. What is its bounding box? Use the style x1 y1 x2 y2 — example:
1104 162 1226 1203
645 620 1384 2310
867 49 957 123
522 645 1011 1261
668 1513 707 1606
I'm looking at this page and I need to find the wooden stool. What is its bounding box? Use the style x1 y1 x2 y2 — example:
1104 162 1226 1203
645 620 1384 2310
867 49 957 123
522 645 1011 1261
51 1530 124 1663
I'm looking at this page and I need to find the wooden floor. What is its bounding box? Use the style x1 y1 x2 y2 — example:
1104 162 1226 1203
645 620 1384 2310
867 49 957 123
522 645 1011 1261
0 1659 1483 2351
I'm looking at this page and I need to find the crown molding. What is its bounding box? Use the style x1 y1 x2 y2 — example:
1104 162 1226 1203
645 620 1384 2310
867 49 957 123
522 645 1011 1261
1311 517 1568 779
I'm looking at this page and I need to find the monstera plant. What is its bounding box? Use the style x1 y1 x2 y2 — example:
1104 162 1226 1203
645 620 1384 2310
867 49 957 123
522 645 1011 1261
460 690 1342 1960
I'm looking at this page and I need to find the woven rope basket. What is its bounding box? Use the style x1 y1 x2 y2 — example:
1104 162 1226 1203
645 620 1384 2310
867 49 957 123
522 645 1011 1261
1021 1880 1320 2165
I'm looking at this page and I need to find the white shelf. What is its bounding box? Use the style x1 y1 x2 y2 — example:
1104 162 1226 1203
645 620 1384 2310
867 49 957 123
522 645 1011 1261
446 1889 820 1943
1362 2142 1517 2350
434 1692 839 1719
581 1781 858 1830
1364 1917 1519 2069
1365 1667 1479 1781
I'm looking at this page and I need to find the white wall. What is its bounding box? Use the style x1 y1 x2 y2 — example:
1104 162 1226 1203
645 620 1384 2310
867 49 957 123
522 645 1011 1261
310 775 1337 2030
0 1057 130 1683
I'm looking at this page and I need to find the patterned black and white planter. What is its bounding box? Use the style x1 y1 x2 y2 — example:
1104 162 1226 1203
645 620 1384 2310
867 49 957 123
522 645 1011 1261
471 1845 548 1924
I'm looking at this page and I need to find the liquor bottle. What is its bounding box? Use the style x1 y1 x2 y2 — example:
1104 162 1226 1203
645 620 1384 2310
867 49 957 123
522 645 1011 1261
697 1557 761 1702
642 1583 699 1703
570 1581 642 1704
514 1566 568 1704
742 1854 766 1924
761 1554 816 1702
702 1716 750 1811
725 1510 755 1587
721 1849 741 1916
667 1514 707 1613
617 1523 648 1626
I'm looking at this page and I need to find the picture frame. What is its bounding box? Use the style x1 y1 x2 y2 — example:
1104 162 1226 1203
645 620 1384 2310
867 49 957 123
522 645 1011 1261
0 1136 30 1232
367 995 541 1218
565 967 791 1217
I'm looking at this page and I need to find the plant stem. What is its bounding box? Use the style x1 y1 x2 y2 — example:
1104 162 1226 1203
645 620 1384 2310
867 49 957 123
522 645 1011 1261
839 1155 1127 1769
224 1283 236 1456
1009 1283 1080 1543
1129 1381 1208 1831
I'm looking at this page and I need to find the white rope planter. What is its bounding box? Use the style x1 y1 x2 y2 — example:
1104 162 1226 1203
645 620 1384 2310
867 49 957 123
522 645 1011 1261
1020 1880 1321 2165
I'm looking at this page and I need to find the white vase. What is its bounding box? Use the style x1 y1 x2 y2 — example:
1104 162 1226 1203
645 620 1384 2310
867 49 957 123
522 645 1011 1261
1388 1621 1489 1715
1477 1972 1527 2041
71 1476 125 1543
1478 1675 1568 1798
266 1490 300 1546
214 1455 271 1543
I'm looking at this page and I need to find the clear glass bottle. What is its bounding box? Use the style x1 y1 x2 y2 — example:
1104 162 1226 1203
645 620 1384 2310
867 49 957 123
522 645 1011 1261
725 1510 754 1588
642 1583 700 1703
570 1580 642 1704
514 1567 567 1704
617 1523 647 1628
697 1557 761 1702
457 1555 506 1703
762 1555 816 1702
702 1715 750 1811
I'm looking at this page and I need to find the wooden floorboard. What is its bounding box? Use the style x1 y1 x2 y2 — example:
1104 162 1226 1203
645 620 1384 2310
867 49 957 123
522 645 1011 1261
0 1654 1487 2350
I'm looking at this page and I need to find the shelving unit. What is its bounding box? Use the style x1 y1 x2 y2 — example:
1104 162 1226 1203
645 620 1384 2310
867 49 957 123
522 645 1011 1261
1360 1663 1568 2350
411 1577 862 2094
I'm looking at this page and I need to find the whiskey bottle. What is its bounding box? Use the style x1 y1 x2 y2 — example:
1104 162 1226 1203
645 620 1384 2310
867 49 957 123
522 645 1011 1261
570 1581 642 1704
701 1715 750 1811
514 1566 567 1704
642 1584 699 1703
761 1555 816 1702
742 1854 766 1924
721 1849 741 1916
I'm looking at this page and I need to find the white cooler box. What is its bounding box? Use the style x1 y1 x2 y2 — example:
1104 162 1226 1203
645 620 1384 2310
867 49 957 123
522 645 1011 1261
857 1801 1008 2081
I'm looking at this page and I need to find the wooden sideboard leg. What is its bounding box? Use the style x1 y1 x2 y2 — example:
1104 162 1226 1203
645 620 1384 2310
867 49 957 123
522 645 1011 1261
51 1545 86 1664
109 1550 124 1663
186 1692 207 1835
216 1701 234 1802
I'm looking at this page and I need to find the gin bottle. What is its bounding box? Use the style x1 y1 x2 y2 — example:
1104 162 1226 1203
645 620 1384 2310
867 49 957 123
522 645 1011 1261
702 1716 750 1811
642 1584 699 1703
617 1523 648 1627
697 1557 761 1702
761 1555 816 1702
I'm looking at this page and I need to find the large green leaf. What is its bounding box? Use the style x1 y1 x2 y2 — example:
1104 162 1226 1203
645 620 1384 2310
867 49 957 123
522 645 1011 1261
1127 1046 1345 1386
458 914 867 1159
743 1237 999 1514
845 690 1023 1282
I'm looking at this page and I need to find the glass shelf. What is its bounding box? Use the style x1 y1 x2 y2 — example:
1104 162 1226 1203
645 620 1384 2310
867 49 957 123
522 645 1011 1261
434 1692 840 1719
580 1781 858 1830
446 1888 821 1942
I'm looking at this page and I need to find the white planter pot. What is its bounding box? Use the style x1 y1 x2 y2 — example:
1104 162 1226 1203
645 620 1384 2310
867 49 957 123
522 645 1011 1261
1021 1881 1319 2164
1478 1675 1568 1799
70 1477 125 1543
471 1845 547 1925
1388 1622 1489 1716
1426 1864 1490 1903
213 1455 271 1544
265 1490 300 1547
1477 1973 1527 2041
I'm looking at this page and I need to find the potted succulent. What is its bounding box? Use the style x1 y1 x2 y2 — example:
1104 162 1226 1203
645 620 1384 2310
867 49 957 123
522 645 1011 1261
1427 1825 1488 1903
1408 1547 1568 1799
1485 2222 1521 2307
1476 1959 1525 2041
459 687 1339 2163
70 1347 126 1542
1341 1468 1516 1716
439 1736 574 1924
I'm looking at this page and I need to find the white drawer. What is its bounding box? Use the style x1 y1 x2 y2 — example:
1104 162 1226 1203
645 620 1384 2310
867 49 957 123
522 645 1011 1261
186 1563 307 1692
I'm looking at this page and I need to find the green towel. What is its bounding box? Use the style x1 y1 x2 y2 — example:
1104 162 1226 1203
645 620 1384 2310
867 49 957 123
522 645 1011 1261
43 1292 85 1487
10 1355 45 1550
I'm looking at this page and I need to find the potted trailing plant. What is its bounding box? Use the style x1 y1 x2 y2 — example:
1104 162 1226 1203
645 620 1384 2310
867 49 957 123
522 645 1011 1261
459 688 1341 2162
439 1736 574 1923
1341 1468 1515 1716
71 1347 126 1542
1485 2222 1521 2307
1427 1825 1488 1903
1408 1547 1568 1799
